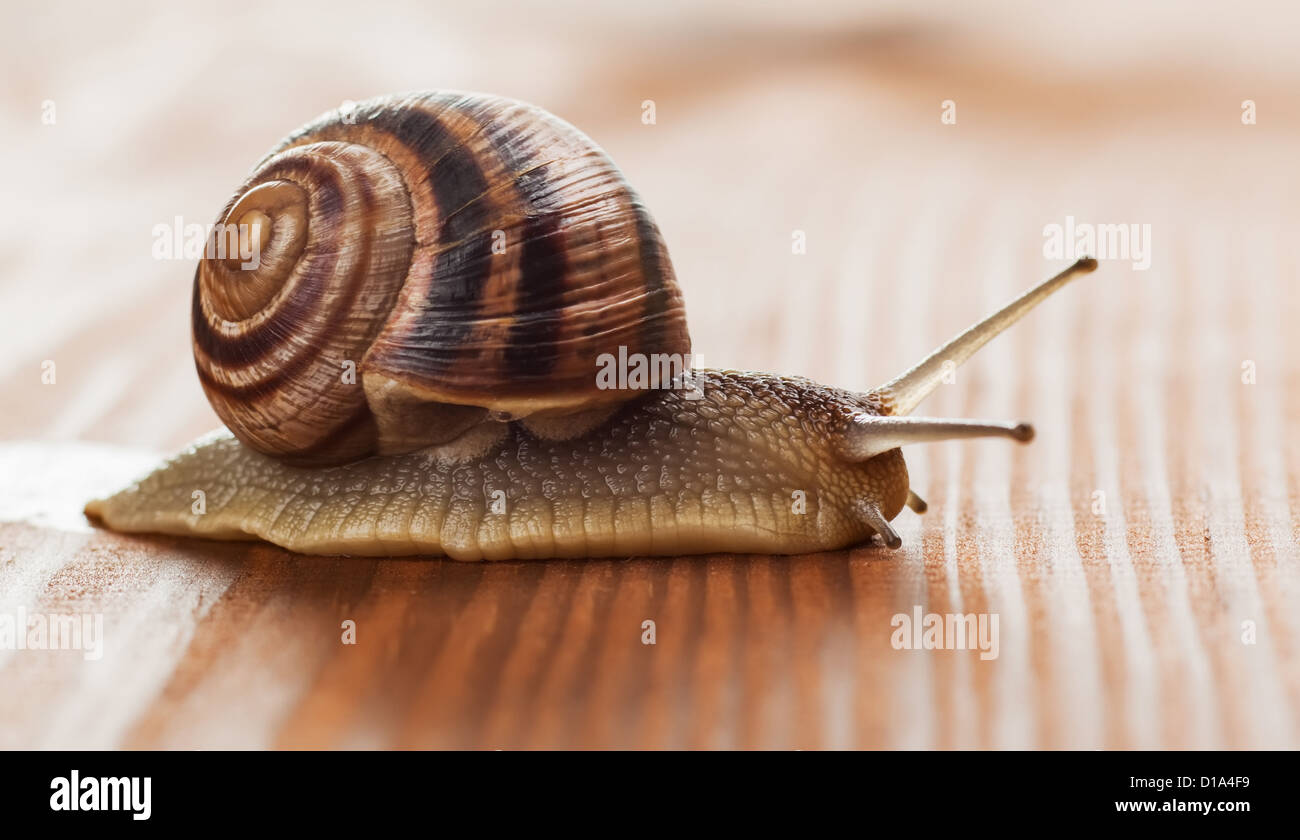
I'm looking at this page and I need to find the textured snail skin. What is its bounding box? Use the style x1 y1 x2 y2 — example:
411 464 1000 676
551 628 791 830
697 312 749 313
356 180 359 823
85 371 907 560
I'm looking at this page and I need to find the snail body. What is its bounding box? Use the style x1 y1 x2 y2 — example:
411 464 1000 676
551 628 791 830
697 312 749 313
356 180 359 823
86 371 909 560
86 92 1097 559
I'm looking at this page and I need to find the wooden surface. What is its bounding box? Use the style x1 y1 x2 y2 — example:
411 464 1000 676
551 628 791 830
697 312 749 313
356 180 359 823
2 1 1299 748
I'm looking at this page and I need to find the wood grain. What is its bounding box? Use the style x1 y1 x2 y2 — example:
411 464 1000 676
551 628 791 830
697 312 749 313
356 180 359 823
2 1 1298 748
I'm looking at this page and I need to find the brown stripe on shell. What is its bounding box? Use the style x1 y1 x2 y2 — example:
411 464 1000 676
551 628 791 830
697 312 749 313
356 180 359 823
265 93 692 408
630 198 689 359
503 211 568 377
192 140 414 462
338 99 505 381
192 155 346 366
269 401 380 467
355 97 531 388
359 94 691 407
263 93 458 245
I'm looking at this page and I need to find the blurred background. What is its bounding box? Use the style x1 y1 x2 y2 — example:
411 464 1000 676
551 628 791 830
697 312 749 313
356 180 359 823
1 1 1297 748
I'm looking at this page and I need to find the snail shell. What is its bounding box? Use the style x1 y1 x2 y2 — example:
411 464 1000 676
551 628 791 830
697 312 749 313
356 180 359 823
193 92 690 465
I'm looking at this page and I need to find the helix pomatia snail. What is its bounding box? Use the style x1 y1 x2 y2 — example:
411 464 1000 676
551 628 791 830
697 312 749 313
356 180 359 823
85 91 1097 560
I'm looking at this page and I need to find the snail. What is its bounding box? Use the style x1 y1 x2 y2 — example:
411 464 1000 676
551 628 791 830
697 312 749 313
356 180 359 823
85 91 1098 561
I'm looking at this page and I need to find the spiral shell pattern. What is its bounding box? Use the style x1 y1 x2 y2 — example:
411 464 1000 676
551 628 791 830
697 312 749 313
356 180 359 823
192 92 691 465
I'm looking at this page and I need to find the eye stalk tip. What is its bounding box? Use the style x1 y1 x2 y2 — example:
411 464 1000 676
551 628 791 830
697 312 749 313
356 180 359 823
1012 422 1035 442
